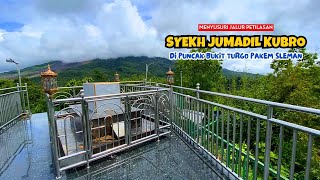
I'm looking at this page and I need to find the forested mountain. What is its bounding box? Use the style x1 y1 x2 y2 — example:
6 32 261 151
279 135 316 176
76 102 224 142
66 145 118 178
0 56 258 86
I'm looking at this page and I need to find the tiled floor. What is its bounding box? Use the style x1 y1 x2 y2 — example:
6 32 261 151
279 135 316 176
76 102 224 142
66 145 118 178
0 113 55 180
67 134 222 180
0 113 223 180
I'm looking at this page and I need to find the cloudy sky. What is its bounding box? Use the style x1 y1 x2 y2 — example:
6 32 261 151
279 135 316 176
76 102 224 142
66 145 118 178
0 0 319 74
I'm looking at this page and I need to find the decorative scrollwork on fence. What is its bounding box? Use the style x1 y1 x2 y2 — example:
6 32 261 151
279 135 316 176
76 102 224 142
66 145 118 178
55 107 83 156
131 96 155 141
52 91 73 100
89 102 125 154
158 93 170 122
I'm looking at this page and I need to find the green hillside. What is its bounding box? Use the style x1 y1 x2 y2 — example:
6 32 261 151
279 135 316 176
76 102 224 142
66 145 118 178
0 56 259 86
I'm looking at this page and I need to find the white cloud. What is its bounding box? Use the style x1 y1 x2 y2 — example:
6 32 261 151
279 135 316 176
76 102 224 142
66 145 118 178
0 0 165 72
0 29 5 41
0 0 319 74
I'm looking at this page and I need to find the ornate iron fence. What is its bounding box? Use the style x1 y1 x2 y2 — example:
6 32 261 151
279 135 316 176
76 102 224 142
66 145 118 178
46 86 172 179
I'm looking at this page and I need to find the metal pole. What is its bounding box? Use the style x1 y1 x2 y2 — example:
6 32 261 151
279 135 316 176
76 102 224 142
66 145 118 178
145 63 153 84
145 64 148 83
196 83 200 99
155 85 160 141
45 94 54 165
48 97 62 179
17 64 21 87
125 95 132 145
125 96 130 145
196 83 200 144
169 84 173 136
5 58 21 86
25 83 31 114
263 105 273 180
180 70 182 87
80 89 90 170
17 83 26 113
72 87 76 97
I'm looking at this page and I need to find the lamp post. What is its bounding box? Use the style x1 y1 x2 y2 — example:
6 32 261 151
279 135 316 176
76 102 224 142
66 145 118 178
6 58 21 86
40 64 58 97
166 67 174 85
145 63 154 83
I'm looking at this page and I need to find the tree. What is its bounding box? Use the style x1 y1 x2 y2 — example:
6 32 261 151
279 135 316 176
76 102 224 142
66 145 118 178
270 48 318 74
65 77 94 87
93 70 108 82
0 78 15 89
174 48 225 92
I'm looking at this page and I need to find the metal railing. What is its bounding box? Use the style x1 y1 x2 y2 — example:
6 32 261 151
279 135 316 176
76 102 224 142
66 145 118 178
47 82 320 179
53 81 147 100
151 82 320 180
0 83 31 174
55 86 83 99
0 117 31 176
46 85 172 179
0 83 30 127
120 83 159 93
